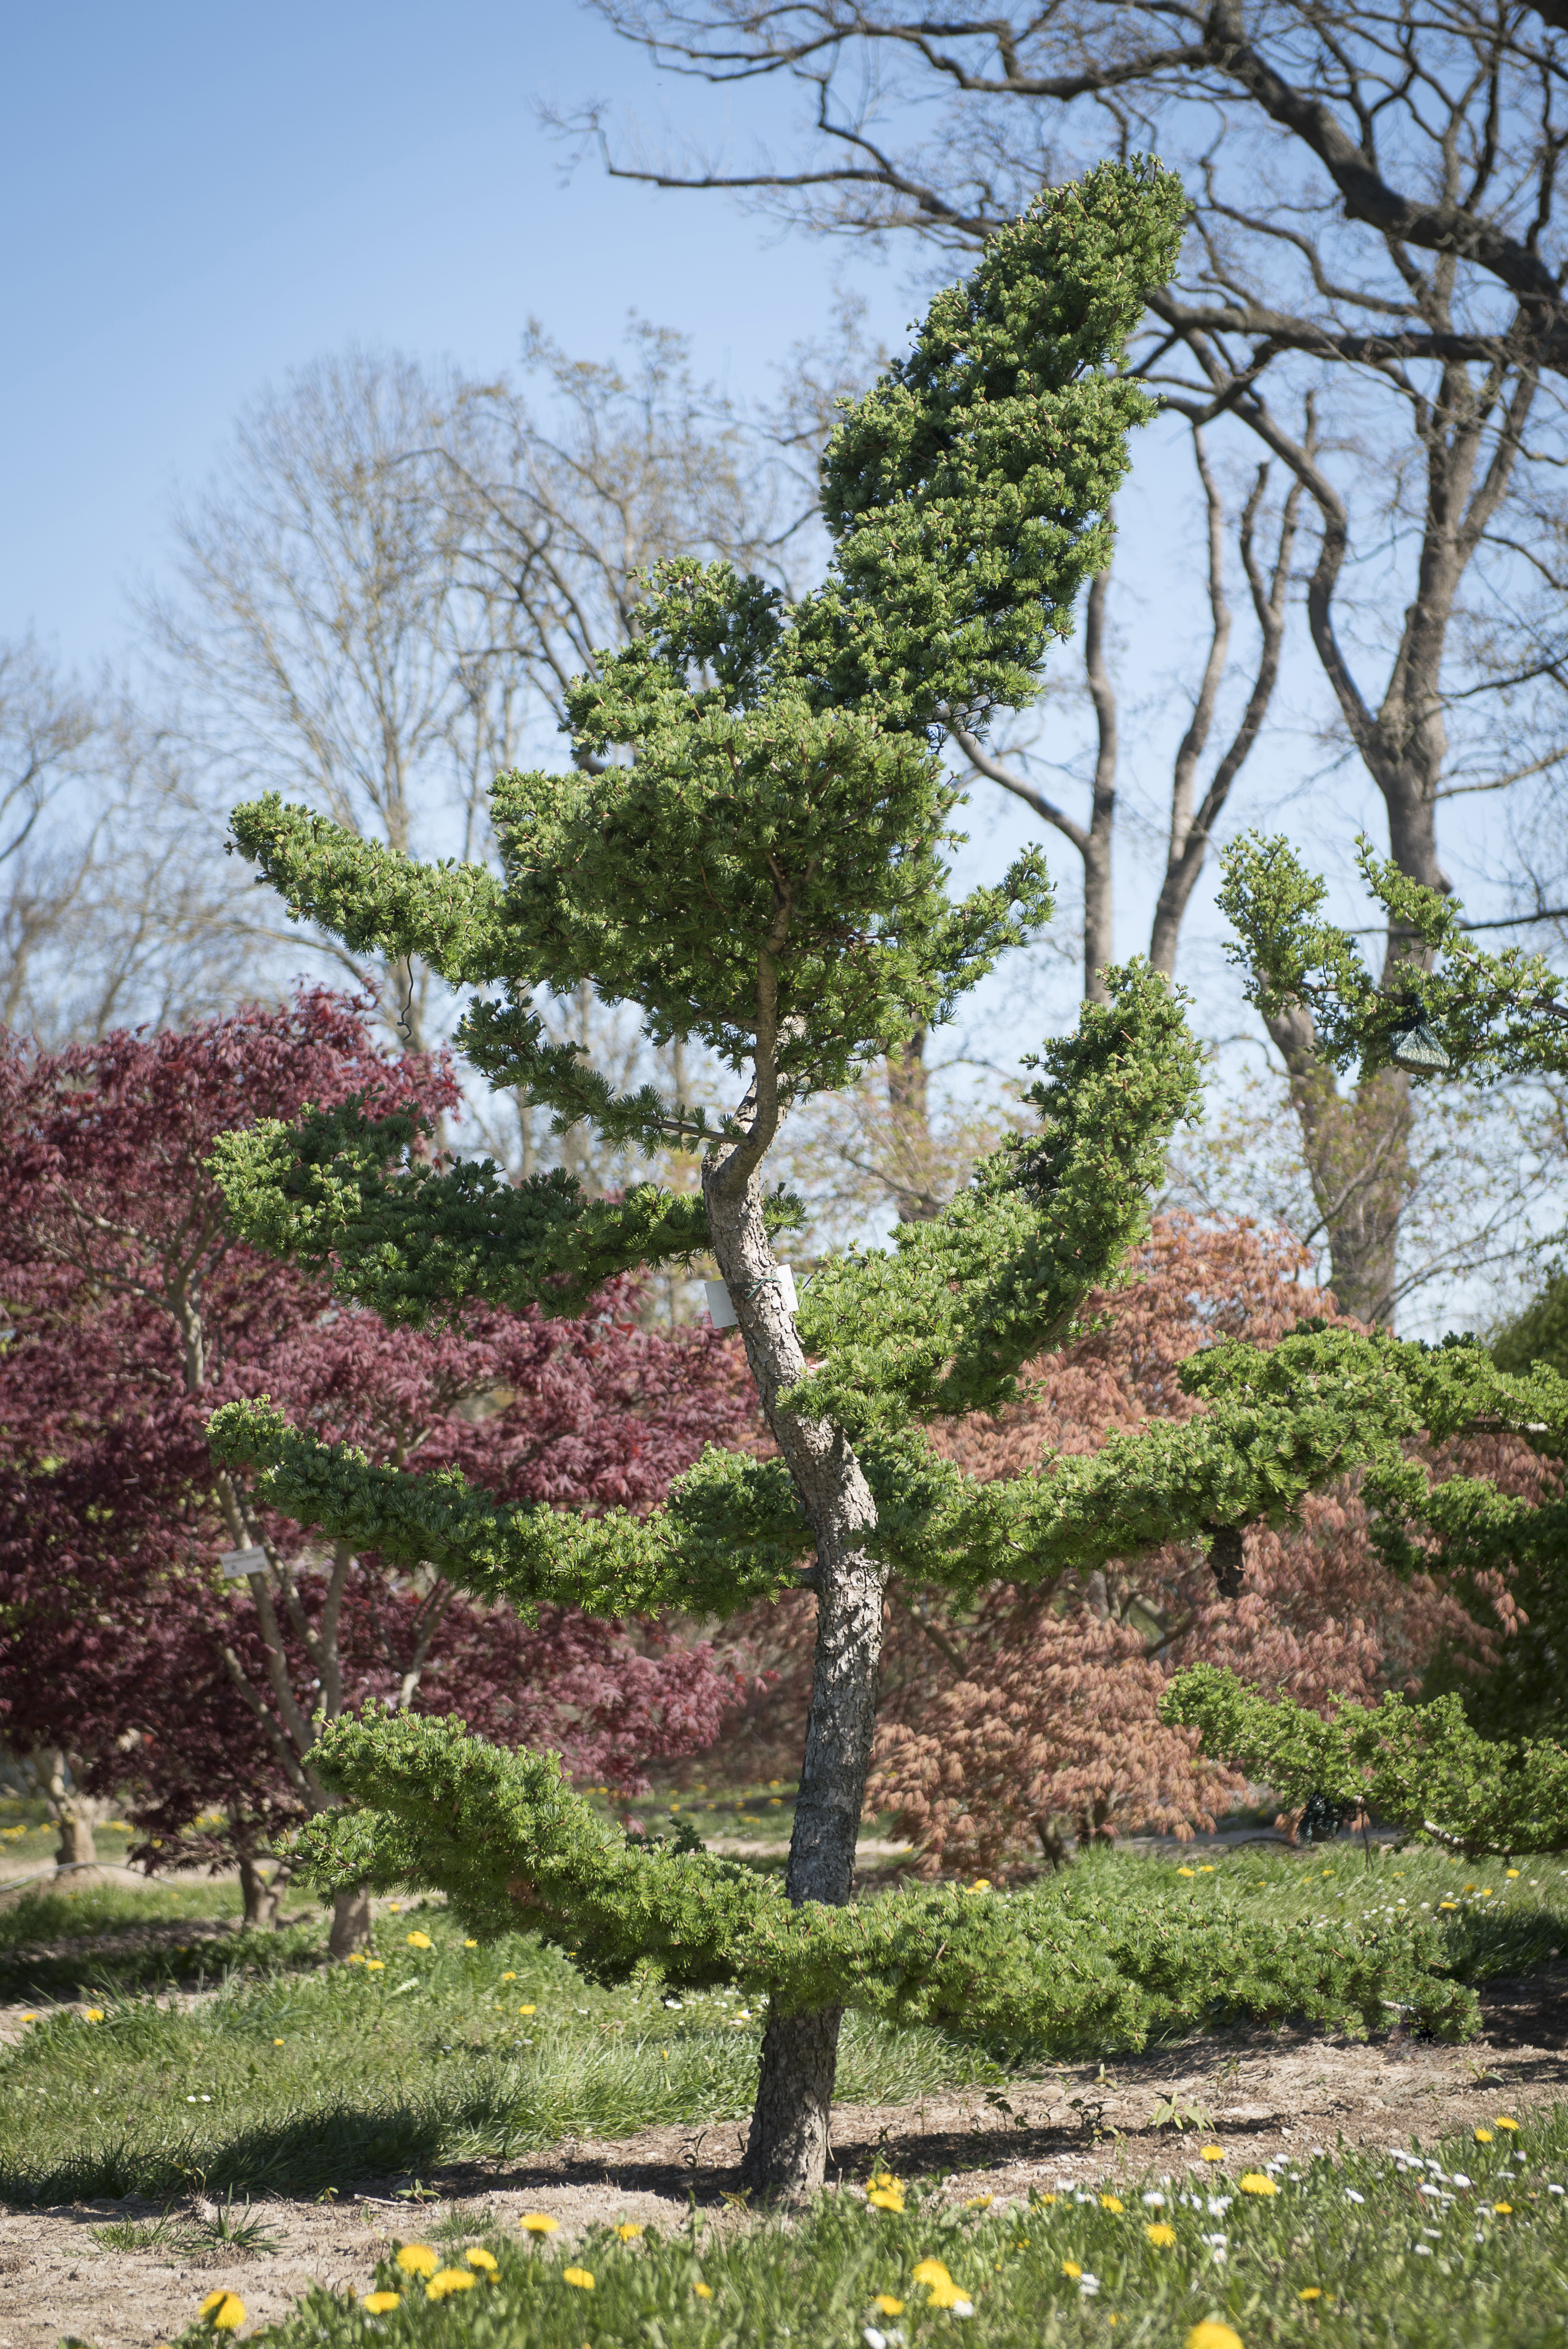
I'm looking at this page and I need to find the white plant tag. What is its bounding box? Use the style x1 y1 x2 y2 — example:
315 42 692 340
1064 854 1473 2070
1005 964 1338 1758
217 1547 259 1580
704 1266 797 1328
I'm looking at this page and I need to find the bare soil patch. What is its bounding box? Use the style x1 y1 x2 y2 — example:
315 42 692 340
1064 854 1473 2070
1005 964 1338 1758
6 1969 1567 2349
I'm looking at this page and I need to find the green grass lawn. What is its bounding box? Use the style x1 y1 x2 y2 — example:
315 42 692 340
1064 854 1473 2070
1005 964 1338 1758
5 1836 1567 2212
8 1830 1568 2344
0 1888 1001 2205
181 2108 1568 2348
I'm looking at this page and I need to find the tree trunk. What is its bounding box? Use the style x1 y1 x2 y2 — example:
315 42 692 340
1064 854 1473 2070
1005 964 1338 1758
703 1137 883 2197
239 1851 281 1932
54 1810 98 1868
885 1029 942 1223
745 2004 846 2188
1266 1005 1413 1326
328 1885 373 1956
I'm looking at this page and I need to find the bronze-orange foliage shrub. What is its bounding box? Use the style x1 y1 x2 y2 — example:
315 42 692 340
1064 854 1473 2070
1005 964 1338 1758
714 1215 1527 1877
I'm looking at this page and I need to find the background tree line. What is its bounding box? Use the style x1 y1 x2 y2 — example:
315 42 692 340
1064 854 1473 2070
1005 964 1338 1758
10 0 1568 1918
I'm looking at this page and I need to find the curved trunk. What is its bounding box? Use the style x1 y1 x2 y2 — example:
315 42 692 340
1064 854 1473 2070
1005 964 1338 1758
703 1141 883 2196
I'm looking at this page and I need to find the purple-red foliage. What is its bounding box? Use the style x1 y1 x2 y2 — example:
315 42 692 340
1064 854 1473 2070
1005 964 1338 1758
0 996 757 1872
710 1216 1512 1876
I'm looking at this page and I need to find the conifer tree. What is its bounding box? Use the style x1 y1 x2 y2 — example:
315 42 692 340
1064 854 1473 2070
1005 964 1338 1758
206 162 1210 2187
1157 832 1568 1854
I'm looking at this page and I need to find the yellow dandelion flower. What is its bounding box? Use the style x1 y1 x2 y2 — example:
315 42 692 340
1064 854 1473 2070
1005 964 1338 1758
1439 1899 1459 1910
1061 2259 1083 2279
347 1953 366 1964
406 1931 432 1949
873 2297 905 2316
464 2247 499 2272
1497 2117 1520 2131
1146 2224 1176 2247
913 2260 953 2287
1176 1866 1195 1877
273 2038 284 2046
519 2003 536 2015
1100 2194 1125 2212
197 2291 247 2331
1199 2145 1224 2162
869 2172 898 2190
1239 2174 1277 2197
19 2012 38 2022
965 1879 991 1893
1034 2194 1058 2206
366 1958 385 1971
364 2291 401 2311
867 2188 904 2212
1186 2327 1244 2349
926 2279 970 2309
464 1938 478 1947
427 2268 477 2300
83 2007 104 2022
1476 2128 1494 2143
1494 2201 1514 2215
1298 2287 1323 2301
1198 1864 1216 1872
396 2244 439 2275
501 1970 517 1981
562 2266 595 2289
964 2194 994 2209
1507 1868 1521 1879
520 2213 560 2234
387 1901 402 1912
693 2281 713 2298
616 2222 643 2241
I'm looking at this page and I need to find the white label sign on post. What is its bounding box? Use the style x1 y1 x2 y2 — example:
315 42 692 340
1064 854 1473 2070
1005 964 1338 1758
217 1547 260 1581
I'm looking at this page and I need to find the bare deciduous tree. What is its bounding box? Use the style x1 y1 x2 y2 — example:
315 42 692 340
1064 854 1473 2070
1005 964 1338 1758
579 0 1568 1322
147 336 808 1194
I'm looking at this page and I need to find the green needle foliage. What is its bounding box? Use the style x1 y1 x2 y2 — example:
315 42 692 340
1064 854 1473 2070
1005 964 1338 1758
199 155 1520 2109
225 164 1185 1159
292 1706 1477 2046
1164 1666 1568 1862
1218 829 1568 1085
1181 832 1568 1812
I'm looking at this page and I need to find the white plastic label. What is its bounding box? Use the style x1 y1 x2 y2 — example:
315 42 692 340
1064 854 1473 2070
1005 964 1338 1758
704 1266 797 1328
217 1547 259 1580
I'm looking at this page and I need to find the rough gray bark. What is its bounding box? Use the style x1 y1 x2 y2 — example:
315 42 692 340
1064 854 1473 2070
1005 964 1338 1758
1263 1000 1414 1327
701 966 883 2195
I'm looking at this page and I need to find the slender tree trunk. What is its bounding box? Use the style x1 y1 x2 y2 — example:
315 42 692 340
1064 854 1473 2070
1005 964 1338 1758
703 1132 883 2196
36 1748 106 1868
1266 1003 1414 1326
238 1849 281 1932
328 1886 373 1956
885 1029 943 1223
1078 566 1117 1002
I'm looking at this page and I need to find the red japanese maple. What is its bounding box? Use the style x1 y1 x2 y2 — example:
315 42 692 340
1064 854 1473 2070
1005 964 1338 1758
0 996 756 1922
709 1215 1513 1877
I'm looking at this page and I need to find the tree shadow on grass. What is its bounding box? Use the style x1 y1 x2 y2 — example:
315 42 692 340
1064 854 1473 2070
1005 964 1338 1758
0 2098 453 2206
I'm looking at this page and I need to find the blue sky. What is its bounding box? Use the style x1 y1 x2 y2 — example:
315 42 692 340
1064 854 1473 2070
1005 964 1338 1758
1 1 911 665
3 5 1534 1329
